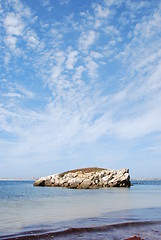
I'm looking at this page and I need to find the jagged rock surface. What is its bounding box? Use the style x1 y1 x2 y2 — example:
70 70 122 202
33 168 131 188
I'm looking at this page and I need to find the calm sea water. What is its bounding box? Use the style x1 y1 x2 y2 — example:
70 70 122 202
0 180 161 239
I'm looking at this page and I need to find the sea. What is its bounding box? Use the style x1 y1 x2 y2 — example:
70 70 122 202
0 180 161 240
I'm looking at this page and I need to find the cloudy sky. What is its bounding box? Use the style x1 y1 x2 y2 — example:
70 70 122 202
0 0 161 178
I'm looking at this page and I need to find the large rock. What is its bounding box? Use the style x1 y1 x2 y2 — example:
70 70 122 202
33 167 131 188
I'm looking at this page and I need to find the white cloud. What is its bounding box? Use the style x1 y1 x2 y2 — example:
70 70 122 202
85 56 98 79
1 0 161 177
8 0 32 18
104 0 123 7
1 80 35 112
24 30 40 48
4 12 24 36
1 78 8 83
94 19 102 29
2 0 41 55
93 3 110 18
50 28 63 40
54 51 66 66
136 12 161 39
126 0 150 10
41 0 53 12
104 25 120 37
15 84 35 99
79 30 96 52
3 92 22 98
47 51 70 94
4 52 11 65
59 0 70 5
90 51 103 59
50 65 63 83
4 35 17 49
41 0 50 7
72 66 85 84
66 49 78 70
112 103 161 139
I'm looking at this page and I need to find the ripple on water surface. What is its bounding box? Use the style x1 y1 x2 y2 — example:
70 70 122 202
0 180 161 239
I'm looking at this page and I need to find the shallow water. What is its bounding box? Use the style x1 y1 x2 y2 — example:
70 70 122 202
0 180 161 239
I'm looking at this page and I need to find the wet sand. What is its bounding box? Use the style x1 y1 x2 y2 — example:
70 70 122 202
1 220 161 240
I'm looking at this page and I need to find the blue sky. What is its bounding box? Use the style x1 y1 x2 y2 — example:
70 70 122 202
0 0 161 179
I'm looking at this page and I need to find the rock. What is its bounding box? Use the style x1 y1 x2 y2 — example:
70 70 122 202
33 167 131 188
33 178 45 187
79 179 92 189
33 176 51 187
68 178 82 188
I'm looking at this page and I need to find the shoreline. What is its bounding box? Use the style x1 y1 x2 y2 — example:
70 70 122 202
0 179 33 181
1 220 160 240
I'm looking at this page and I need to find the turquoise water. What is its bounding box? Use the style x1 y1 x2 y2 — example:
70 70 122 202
0 180 161 239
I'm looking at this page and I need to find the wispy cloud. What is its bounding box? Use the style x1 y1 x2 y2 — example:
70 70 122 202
41 0 53 12
0 0 161 177
59 0 70 5
66 48 78 70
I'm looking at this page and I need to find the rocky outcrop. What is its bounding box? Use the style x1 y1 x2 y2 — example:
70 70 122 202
33 167 131 188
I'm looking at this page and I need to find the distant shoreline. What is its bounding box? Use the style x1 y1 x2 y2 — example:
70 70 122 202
131 178 161 181
0 178 33 181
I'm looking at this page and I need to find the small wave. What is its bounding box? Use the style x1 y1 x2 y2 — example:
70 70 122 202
1 220 161 240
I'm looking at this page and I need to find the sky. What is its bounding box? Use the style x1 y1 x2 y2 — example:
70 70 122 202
0 0 161 179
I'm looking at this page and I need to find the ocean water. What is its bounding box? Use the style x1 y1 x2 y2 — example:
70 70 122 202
0 180 161 239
